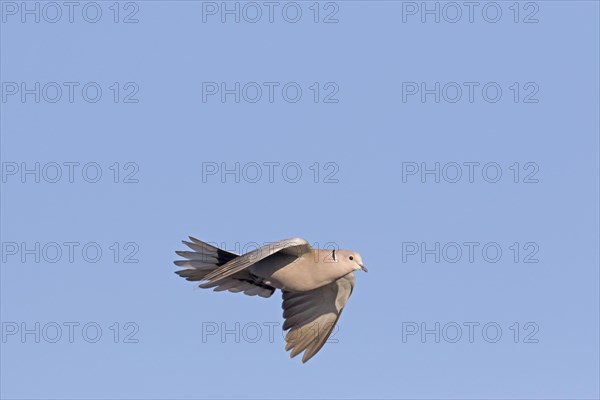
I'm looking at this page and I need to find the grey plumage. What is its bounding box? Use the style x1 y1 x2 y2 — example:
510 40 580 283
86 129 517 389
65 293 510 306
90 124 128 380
174 236 366 363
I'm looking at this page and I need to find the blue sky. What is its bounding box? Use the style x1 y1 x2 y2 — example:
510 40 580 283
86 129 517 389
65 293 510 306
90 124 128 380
1 1 599 399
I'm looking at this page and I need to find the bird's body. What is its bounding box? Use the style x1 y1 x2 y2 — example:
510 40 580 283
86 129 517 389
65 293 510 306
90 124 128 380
174 237 367 362
250 249 348 292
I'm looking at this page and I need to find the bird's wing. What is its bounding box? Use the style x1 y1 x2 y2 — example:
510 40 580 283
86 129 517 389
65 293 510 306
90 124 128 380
281 272 355 363
203 238 311 283
174 237 275 298
175 236 238 268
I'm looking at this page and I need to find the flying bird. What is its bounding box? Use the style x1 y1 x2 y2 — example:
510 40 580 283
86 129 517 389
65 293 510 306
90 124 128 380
174 237 367 363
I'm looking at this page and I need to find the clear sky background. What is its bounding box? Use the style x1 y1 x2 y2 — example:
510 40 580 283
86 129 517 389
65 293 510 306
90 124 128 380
1 1 599 399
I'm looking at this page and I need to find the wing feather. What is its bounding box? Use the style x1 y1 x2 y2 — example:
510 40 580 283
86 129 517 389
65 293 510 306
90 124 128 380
174 236 275 297
281 272 355 363
203 238 311 283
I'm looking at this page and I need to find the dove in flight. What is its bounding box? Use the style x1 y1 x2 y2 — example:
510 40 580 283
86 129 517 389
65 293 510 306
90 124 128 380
174 237 367 363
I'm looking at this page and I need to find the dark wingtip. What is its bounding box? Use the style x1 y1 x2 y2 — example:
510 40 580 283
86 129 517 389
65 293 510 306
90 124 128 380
173 252 184 267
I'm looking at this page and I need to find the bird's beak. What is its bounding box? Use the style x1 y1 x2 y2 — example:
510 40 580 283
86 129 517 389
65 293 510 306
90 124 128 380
359 264 368 273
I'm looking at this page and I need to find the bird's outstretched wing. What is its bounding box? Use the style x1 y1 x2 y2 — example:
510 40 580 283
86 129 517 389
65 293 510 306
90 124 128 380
202 238 311 284
281 272 355 363
174 237 276 297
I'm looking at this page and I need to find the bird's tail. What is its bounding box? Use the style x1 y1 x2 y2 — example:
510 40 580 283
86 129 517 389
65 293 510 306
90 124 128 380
173 237 238 282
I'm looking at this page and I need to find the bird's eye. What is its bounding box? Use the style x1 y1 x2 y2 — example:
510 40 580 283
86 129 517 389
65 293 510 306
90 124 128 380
349 256 354 260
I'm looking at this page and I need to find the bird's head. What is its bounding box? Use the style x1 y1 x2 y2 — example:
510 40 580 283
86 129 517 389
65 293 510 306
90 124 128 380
332 249 367 272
